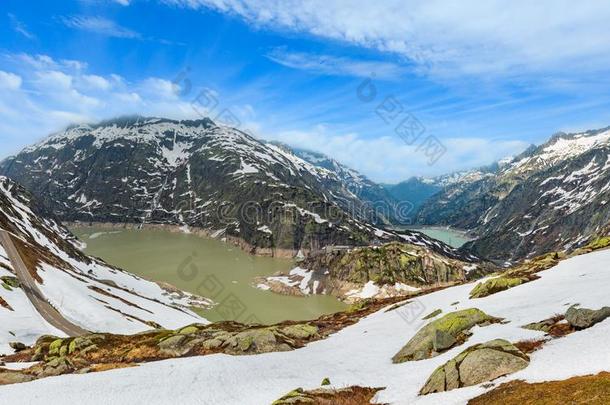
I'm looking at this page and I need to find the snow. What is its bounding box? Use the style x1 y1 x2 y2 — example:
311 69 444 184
346 281 420 299
0 176 210 349
4 249 610 404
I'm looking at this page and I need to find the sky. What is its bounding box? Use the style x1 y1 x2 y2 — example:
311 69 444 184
2 1 610 183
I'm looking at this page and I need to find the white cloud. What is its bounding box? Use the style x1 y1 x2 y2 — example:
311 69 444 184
166 0 610 78
8 13 35 39
263 124 529 183
0 53 206 158
266 48 404 80
0 71 22 90
61 15 141 39
82 74 111 90
35 70 73 90
141 78 180 100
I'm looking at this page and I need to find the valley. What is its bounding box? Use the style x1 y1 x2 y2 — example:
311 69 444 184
72 226 347 324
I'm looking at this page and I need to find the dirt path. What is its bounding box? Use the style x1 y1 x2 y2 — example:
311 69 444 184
0 230 88 336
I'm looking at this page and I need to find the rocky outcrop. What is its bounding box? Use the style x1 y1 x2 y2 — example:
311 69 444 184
469 275 538 298
0 294 415 385
392 308 501 363
257 242 494 302
565 305 610 329
272 386 384 405
420 339 529 395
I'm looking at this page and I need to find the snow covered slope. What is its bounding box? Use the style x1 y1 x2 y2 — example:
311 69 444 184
0 116 437 256
2 245 609 404
0 176 208 352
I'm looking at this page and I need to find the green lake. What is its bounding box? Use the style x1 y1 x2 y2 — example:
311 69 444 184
71 227 347 325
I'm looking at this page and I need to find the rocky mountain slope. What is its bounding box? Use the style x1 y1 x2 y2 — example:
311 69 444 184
256 240 492 302
416 127 610 263
0 116 446 257
0 176 208 352
277 144 406 224
383 177 442 220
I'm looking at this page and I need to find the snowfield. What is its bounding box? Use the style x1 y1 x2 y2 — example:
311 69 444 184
2 248 610 404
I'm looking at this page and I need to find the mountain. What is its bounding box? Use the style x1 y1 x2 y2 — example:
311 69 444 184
414 165 505 230
271 143 406 225
0 176 208 351
383 177 442 220
0 116 442 257
416 127 610 263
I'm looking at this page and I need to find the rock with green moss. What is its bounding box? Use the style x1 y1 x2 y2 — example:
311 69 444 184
178 325 201 335
0 276 20 291
469 276 529 298
422 309 442 320
420 339 529 395
48 339 64 356
280 324 318 340
392 308 500 363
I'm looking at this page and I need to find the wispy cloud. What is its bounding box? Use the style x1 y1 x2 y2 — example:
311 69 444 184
165 0 610 81
61 15 141 39
266 48 404 80
8 13 35 39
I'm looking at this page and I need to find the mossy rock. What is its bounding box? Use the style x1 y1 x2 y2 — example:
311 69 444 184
422 309 442 320
280 324 318 340
48 339 64 356
0 276 20 289
178 325 201 335
420 339 529 395
392 308 499 363
470 276 527 299
272 388 309 404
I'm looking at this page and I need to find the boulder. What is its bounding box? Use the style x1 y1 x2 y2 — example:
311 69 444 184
392 308 500 363
158 335 189 356
565 305 610 329
420 339 529 395
469 276 528 299
8 342 26 352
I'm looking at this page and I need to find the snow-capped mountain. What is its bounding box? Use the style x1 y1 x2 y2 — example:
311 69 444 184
270 143 405 224
0 116 439 256
416 127 610 262
0 176 208 353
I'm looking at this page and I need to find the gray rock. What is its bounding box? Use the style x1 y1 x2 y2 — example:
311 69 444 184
459 347 528 386
565 305 610 329
158 335 189 356
420 339 529 395
8 342 26 352
433 329 457 352
393 308 498 363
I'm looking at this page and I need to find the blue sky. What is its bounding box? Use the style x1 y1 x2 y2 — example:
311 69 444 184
2 0 610 182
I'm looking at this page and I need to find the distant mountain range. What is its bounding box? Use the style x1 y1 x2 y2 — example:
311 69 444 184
415 127 610 263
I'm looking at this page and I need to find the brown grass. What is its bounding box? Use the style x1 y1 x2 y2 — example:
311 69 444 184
469 372 610 405
0 296 12 311
514 338 547 354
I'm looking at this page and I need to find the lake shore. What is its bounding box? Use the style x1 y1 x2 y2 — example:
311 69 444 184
64 221 307 259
